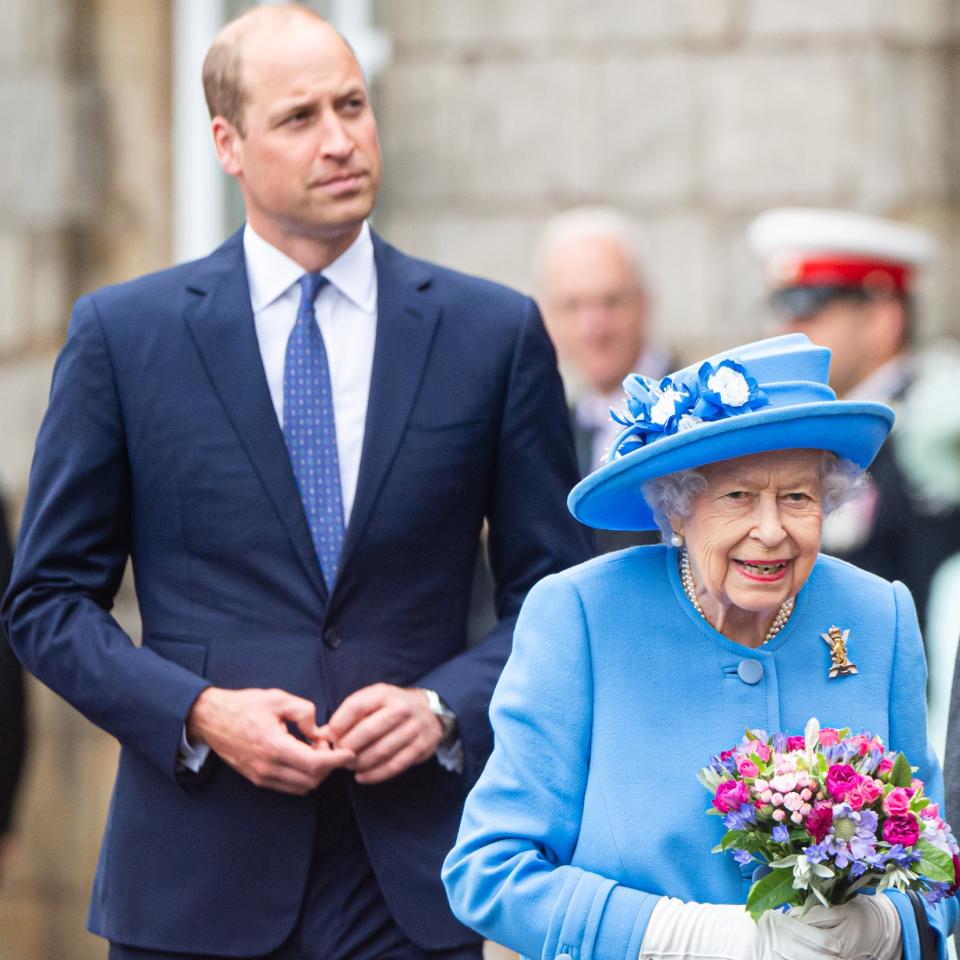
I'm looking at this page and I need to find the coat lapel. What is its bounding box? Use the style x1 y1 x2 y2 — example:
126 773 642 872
183 232 330 602
337 235 440 579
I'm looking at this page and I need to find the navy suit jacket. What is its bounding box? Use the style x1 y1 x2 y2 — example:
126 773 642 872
2 229 591 954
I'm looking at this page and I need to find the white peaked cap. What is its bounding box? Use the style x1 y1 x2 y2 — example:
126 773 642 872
748 207 936 267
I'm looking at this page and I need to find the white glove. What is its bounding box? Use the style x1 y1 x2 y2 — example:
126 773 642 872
639 896 843 960
798 896 901 960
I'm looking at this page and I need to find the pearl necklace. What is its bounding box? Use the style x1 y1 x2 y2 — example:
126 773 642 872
679 547 794 644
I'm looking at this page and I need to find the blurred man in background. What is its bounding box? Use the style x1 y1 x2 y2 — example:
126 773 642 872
536 207 671 552
748 206 960 631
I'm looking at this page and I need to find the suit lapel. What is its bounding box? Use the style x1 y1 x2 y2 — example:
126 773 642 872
337 235 440 578
183 232 330 602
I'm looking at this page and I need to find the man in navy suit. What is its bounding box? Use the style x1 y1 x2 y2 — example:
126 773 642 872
2 6 589 958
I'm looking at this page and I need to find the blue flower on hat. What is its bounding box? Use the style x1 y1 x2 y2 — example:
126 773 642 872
607 358 769 461
693 359 769 419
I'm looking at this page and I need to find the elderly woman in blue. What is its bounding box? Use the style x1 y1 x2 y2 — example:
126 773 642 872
443 334 958 960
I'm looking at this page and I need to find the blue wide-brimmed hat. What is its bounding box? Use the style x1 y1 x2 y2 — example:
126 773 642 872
568 333 894 531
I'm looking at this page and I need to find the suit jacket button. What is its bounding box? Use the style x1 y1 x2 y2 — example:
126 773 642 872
323 628 342 650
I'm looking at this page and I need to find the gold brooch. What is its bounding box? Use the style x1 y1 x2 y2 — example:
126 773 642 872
822 625 858 679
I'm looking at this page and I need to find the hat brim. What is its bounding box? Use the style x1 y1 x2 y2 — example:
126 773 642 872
568 401 894 531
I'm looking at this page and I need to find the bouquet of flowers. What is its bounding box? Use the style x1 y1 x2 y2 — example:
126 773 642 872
698 718 960 920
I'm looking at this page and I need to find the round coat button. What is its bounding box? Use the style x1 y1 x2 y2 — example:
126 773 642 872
323 627 342 650
556 955 573 960
737 659 763 684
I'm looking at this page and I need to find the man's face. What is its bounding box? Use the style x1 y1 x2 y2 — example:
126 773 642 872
214 16 382 255
541 235 647 396
780 296 872 398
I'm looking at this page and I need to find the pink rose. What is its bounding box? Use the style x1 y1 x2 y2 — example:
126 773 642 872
713 779 751 813
786 736 806 751
846 785 866 811
806 804 833 843
911 779 924 795
737 758 759 779
877 757 894 775
826 764 862 801
921 804 941 821
883 813 920 847
883 787 913 816
861 779 882 804
819 728 840 746
754 742 771 762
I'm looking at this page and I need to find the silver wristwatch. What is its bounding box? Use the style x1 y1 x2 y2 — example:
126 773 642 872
420 688 458 742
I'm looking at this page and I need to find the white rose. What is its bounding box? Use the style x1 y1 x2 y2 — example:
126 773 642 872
708 367 750 407
650 387 684 426
676 414 704 432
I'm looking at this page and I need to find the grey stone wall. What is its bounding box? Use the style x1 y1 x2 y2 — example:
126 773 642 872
373 0 960 358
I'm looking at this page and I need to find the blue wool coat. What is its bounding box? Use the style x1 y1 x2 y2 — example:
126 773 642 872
443 546 959 959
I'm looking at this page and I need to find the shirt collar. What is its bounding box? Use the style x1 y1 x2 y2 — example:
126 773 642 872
243 221 377 313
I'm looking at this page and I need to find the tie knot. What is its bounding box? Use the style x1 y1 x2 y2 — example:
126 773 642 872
299 271 328 305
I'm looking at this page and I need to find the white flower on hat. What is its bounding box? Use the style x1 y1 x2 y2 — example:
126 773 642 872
650 387 686 426
707 366 750 408
677 414 704 432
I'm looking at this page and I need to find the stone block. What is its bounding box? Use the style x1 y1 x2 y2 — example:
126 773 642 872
0 0 74 71
855 51 950 208
457 60 588 200
379 0 552 47
373 212 545 296
699 51 861 207
0 232 70 354
871 0 957 44
640 212 715 349
585 55 697 204
549 0 737 44
376 61 465 204
0 353 57 499
0 77 102 229
747 0 873 37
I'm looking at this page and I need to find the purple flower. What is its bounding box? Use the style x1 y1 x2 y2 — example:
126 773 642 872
733 848 755 865
925 881 952 904
868 844 922 870
823 804 878 868
724 803 757 830
804 843 829 864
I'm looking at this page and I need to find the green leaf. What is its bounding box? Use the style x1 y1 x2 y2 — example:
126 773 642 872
916 839 955 884
719 830 767 854
889 753 913 788
746 867 803 922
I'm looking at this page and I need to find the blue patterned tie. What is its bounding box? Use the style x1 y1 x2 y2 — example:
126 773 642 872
283 272 345 589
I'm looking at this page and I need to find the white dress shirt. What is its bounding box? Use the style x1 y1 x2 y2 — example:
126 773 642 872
247 221 378 522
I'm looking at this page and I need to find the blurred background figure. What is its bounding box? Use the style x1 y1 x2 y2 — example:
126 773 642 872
748 207 960 636
535 207 672 552
0 498 26 884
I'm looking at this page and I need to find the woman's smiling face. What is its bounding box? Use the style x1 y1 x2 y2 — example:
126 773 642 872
674 449 825 629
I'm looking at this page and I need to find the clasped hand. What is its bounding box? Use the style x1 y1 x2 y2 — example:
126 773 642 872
187 683 445 794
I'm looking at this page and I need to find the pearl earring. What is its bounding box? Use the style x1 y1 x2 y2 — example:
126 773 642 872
670 531 683 548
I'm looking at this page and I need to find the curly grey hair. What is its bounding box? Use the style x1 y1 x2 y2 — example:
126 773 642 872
641 453 869 542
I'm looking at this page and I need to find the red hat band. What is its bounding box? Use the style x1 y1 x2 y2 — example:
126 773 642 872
779 256 912 293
